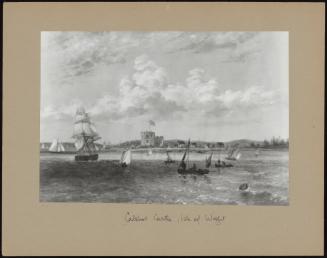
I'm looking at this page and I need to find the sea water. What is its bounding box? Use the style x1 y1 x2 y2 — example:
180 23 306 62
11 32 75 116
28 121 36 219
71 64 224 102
40 149 289 205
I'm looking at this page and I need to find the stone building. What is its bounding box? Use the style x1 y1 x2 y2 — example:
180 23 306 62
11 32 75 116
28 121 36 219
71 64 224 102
141 131 164 147
141 131 155 146
154 136 164 146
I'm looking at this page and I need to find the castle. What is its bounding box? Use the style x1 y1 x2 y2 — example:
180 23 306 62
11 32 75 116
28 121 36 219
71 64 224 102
141 131 164 147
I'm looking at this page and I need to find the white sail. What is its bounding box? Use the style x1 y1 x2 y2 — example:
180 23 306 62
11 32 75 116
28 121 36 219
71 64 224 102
49 139 58 152
148 149 153 155
58 143 65 152
41 143 45 149
74 137 84 151
236 152 242 160
73 107 101 155
120 150 126 163
233 148 240 158
121 149 131 165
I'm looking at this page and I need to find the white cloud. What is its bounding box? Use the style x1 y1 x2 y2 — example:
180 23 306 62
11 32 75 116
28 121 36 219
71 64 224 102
42 52 281 127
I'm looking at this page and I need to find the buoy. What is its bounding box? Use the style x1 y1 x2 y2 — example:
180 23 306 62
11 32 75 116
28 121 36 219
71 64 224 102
239 183 249 191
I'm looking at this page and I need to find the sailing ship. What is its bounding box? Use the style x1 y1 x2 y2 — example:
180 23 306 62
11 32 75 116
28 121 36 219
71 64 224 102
205 152 213 168
225 147 242 161
72 107 101 161
48 139 65 153
120 148 132 167
164 150 175 164
177 139 209 175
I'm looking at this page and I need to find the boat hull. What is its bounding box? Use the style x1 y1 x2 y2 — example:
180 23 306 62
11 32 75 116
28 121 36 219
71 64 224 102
75 153 98 161
177 168 209 175
42 151 76 154
164 160 175 164
121 162 128 168
215 163 233 168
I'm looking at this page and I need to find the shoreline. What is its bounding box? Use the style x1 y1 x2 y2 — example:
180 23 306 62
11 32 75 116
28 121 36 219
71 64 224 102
40 146 289 154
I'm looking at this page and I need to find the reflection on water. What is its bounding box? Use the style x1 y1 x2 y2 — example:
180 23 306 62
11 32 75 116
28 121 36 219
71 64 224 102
40 149 289 205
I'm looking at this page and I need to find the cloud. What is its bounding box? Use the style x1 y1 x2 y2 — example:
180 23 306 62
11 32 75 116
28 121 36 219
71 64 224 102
42 31 264 89
41 98 83 120
165 32 258 54
42 32 138 84
42 55 279 127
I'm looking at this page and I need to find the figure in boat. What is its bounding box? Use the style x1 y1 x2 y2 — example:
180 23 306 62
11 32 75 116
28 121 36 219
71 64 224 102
73 107 101 161
120 148 132 167
215 159 233 168
177 139 209 175
225 147 242 161
164 150 175 164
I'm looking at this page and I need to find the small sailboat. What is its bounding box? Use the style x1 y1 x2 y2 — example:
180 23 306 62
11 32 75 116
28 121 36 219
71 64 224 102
49 139 65 153
73 107 101 161
255 149 260 157
225 147 242 161
215 159 233 168
102 141 107 151
177 139 209 175
120 148 132 167
215 150 233 167
41 143 47 150
148 148 153 155
205 152 213 168
164 150 175 164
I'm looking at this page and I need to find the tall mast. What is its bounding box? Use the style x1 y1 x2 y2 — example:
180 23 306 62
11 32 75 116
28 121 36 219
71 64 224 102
73 107 101 154
186 139 190 169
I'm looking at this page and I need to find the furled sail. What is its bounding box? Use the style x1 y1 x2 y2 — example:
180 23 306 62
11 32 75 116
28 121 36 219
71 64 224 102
179 139 191 169
205 153 213 168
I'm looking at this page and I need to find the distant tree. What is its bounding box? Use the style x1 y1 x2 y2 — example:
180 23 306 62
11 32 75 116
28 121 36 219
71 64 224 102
263 139 270 147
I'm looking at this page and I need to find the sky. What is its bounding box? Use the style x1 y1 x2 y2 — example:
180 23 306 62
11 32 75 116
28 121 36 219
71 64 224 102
40 31 288 144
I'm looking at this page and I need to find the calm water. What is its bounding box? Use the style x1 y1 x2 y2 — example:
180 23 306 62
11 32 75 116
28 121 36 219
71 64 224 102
40 149 289 205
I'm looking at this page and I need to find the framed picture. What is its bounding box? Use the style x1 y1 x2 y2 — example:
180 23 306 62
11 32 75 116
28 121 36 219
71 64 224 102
2 2 324 256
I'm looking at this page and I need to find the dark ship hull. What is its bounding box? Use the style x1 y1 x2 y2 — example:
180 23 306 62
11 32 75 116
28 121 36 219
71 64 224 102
43 151 76 154
225 157 237 161
177 168 209 175
75 153 98 161
215 163 233 168
164 160 175 164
